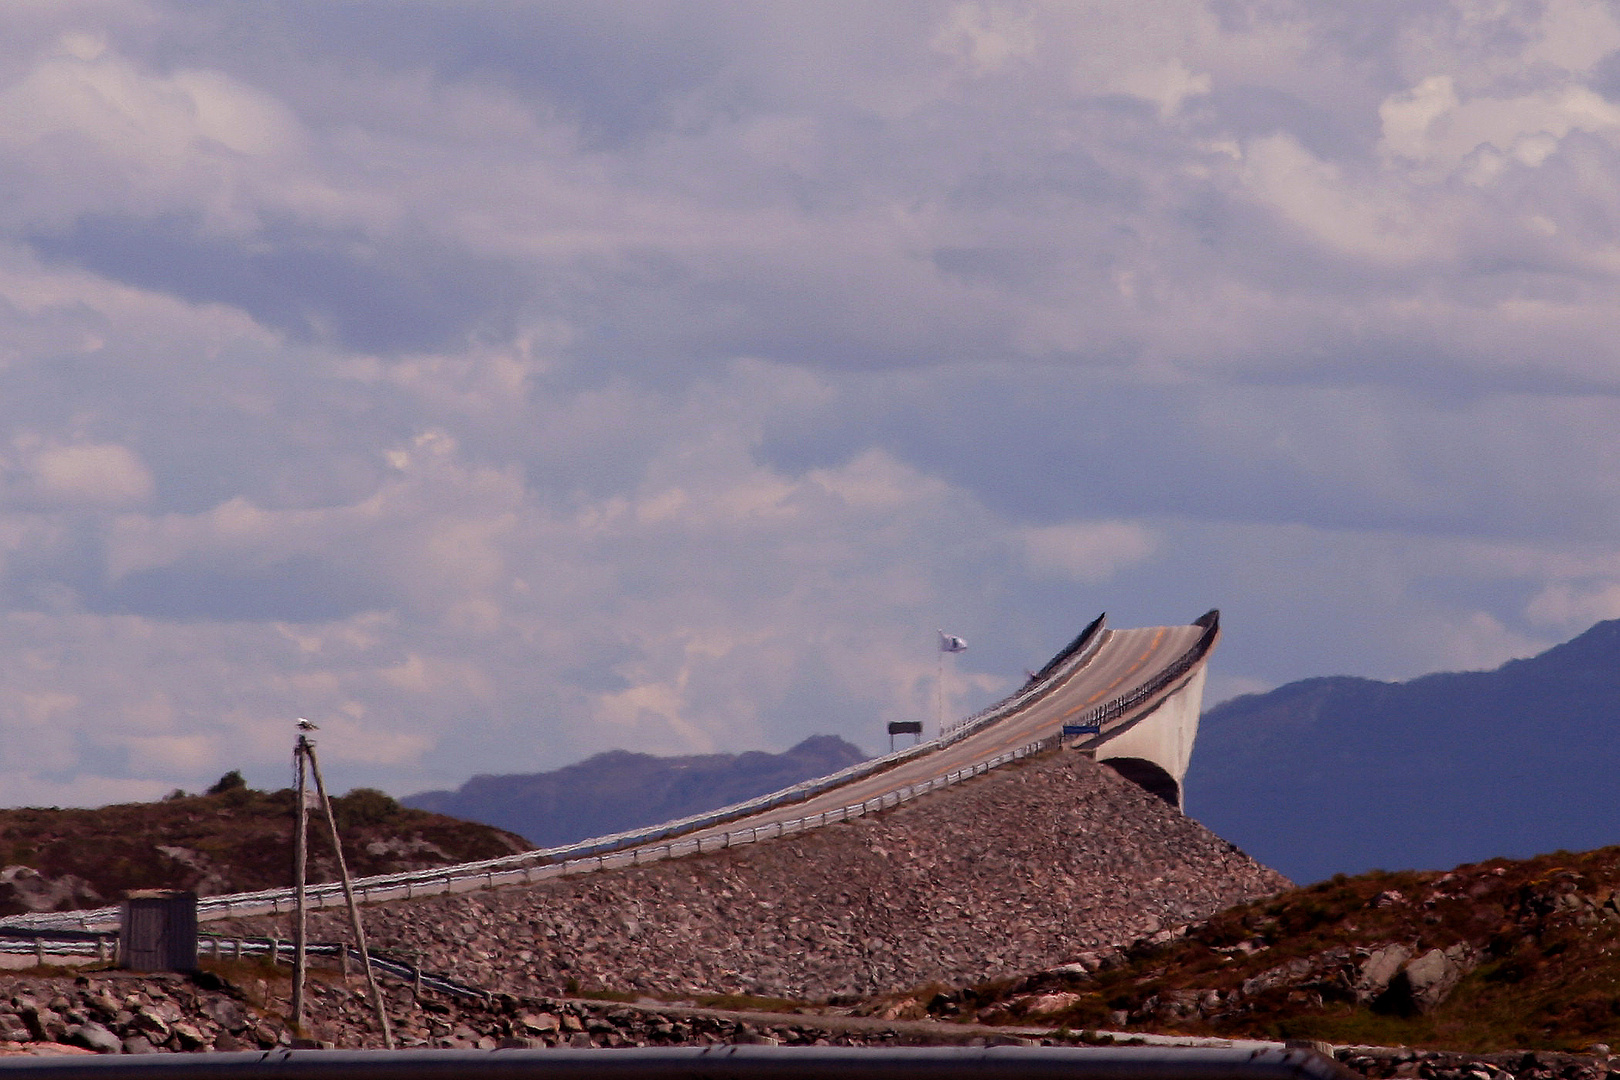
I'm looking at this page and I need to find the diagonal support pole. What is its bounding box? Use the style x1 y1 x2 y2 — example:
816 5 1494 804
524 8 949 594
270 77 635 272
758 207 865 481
305 741 395 1049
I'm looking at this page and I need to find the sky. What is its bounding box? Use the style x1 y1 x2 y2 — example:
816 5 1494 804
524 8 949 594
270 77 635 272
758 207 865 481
4 0 1620 807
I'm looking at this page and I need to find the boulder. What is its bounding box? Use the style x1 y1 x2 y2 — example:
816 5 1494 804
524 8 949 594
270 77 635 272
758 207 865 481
1356 944 1412 1002
0 1014 31 1043
66 1023 122 1055
0 867 101 913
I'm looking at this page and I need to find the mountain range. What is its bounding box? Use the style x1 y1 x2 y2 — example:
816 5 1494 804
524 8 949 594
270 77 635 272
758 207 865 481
403 734 867 847
1184 617 1620 884
402 617 1620 885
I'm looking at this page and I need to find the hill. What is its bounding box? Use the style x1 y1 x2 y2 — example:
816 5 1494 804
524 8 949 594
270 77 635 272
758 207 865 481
403 734 867 847
904 842 1620 1055
0 776 530 915
1183 618 1620 884
260 749 1288 1001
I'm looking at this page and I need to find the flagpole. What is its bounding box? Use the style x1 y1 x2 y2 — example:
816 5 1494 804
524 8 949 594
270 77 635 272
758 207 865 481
936 630 967 739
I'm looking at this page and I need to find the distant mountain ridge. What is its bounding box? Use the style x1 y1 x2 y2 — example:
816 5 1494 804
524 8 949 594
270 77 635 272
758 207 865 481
1184 617 1620 884
403 735 868 848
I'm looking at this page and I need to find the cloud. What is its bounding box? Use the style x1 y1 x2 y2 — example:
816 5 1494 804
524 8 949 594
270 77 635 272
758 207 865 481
1 1 1620 809
16 441 154 507
931 4 1038 75
1021 521 1159 582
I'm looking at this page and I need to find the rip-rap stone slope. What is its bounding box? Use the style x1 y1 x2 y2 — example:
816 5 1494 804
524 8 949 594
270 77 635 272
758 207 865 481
275 750 1288 1001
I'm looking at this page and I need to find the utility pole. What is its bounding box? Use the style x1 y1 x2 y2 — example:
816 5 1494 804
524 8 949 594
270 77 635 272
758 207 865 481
290 737 310 1032
304 740 395 1049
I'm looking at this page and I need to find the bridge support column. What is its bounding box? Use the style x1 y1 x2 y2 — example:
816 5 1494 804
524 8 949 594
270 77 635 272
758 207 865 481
1094 663 1207 812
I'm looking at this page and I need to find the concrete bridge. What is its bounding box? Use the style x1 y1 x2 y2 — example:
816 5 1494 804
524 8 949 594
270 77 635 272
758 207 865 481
2 611 1220 934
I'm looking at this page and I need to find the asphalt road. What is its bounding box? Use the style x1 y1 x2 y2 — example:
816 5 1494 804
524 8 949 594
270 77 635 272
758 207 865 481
662 621 1207 845
0 619 1210 933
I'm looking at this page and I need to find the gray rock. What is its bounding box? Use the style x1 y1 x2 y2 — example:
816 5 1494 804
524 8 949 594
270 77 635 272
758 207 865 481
518 1012 558 1033
200 997 247 1032
67 1022 123 1054
132 1007 170 1042
1241 957 1312 997
1400 946 1472 1012
1357 944 1412 1001
0 1012 31 1042
0 866 102 913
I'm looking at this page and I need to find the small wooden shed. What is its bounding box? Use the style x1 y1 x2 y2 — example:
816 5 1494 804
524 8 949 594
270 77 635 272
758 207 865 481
119 890 198 972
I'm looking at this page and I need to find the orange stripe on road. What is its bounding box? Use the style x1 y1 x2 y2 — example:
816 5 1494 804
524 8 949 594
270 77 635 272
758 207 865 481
1059 627 1165 719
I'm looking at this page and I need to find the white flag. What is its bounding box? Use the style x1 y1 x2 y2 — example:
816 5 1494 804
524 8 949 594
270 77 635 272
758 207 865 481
938 630 968 653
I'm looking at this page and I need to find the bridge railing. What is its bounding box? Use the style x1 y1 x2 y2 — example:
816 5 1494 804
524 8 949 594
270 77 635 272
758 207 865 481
2 726 1066 933
937 611 1108 741
1070 610 1219 737
0 612 1206 935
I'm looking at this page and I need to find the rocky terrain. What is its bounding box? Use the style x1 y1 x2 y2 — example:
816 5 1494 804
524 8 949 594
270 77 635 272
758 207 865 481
4 966 1620 1080
231 749 1288 1001
8 750 1620 1079
0 778 530 915
404 735 868 848
0 968 1109 1055
882 843 1620 1054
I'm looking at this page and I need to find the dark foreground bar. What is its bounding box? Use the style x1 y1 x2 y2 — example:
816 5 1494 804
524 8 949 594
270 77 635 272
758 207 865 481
0 1046 1357 1080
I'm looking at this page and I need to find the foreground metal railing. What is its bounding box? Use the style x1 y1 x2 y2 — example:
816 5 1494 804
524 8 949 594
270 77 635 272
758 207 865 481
0 1045 1356 1080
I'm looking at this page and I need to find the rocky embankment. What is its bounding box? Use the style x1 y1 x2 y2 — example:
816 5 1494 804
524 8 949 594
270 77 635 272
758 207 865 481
897 843 1620 1054
233 750 1288 1001
4 968 1620 1080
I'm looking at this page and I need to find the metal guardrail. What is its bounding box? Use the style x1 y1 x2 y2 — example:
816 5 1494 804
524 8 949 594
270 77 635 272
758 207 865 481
938 611 1111 740
2 732 1064 934
0 1045 1359 1080
191 938 489 1001
1070 611 1219 734
2 612 1214 935
0 930 488 1001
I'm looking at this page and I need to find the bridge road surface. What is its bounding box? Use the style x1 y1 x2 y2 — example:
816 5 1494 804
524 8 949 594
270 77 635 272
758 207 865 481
626 623 1207 853
0 620 1208 936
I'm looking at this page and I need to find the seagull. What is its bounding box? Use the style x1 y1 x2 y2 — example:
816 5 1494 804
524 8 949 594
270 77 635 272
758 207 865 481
297 718 319 731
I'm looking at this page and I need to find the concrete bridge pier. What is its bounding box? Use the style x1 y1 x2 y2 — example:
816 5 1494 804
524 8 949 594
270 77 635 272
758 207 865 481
1094 664 1206 811
1087 633 1213 813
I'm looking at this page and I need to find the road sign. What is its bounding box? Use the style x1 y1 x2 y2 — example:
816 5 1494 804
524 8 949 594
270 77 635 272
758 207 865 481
1062 723 1101 738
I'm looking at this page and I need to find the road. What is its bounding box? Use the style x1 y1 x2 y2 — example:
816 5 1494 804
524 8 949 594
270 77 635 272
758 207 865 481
658 621 1208 846
0 617 1212 933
